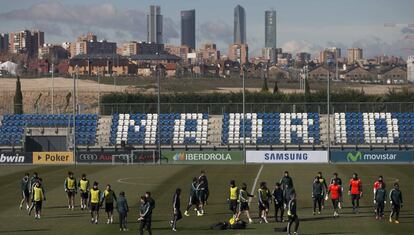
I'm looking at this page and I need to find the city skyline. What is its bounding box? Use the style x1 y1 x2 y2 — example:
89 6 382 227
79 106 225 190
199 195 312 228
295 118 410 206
0 0 413 57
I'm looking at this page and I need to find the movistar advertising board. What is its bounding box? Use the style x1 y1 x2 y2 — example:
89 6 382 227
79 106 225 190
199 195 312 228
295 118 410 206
162 150 243 164
330 150 413 163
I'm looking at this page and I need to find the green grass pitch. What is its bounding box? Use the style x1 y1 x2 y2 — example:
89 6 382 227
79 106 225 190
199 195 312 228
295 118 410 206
1 164 413 235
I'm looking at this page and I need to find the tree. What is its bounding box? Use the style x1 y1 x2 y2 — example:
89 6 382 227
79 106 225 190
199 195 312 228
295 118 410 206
273 81 279 94
261 65 269 93
14 76 23 114
304 78 311 102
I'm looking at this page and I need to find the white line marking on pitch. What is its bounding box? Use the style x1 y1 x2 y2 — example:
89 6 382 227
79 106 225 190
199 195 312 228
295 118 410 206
249 164 264 204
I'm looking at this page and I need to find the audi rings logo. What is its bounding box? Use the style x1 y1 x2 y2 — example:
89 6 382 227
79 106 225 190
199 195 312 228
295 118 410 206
79 154 98 161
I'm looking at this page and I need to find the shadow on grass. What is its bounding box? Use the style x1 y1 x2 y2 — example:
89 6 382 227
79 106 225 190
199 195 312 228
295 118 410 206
0 229 50 233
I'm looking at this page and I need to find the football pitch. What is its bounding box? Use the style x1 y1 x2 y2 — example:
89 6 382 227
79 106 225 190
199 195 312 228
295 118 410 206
1 164 413 235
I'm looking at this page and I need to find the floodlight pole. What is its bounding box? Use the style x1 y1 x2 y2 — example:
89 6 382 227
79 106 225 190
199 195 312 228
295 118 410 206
73 65 78 161
157 65 162 165
51 55 54 114
242 64 246 164
327 63 331 155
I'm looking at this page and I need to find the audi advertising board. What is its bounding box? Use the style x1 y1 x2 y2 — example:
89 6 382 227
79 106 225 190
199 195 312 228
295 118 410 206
0 152 32 164
76 151 159 164
330 150 413 163
246 151 328 163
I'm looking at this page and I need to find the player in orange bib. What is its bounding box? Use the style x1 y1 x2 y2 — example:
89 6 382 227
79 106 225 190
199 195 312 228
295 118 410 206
348 173 362 213
327 180 342 218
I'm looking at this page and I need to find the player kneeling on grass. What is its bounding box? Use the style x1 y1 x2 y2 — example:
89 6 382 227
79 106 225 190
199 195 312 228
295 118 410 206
78 174 90 210
103 184 117 224
286 193 299 235
389 182 403 224
236 183 253 224
88 181 102 224
20 173 30 211
326 179 341 218
64 171 77 210
170 188 182 232
258 181 271 224
184 177 199 216
116 191 129 232
138 196 152 235
374 183 386 220
31 181 46 219
228 180 239 218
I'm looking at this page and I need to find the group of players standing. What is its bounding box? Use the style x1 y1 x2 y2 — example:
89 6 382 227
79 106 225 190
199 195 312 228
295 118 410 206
19 170 404 234
226 171 404 235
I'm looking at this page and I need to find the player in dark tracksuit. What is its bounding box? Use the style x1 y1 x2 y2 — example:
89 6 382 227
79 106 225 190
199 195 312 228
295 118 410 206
19 173 30 210
316 172 328 209
389 183 403 224
170 188 182 231
184 177 199 216
374 183 386 219
287 193 299 235
312 176 325 215
280 171 294 209
138 196 152 235
272 182 284 222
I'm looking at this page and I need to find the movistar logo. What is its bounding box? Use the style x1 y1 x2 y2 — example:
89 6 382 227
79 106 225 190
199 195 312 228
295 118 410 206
347 152 362 162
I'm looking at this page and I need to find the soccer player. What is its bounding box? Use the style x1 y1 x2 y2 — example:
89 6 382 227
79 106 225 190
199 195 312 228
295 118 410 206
316 172 328 209
184 177 199 216
330 173 343 209
78 174 90 210
103 184 117 224
286 193 299 235
19 173 30 210
280 171 294 190
374 183 386 220
348 173 362 213
145 192 155 214
228 180 239 217
236 183 253 223
258 181 271 223
198 170 209 204
197 178 207 216
389 183 403 224
327 179 341 218
64 171 77 210
88 181 102 224
28 176 43 216
116 191 129 232
31 181 45 219
312 176 324 215
170 188 182 232
29 172 40 193
272 182 284 222
373 175 385 213
138 196 152 235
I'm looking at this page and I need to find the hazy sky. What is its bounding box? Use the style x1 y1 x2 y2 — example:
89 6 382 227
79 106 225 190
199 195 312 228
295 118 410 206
0 0 413 58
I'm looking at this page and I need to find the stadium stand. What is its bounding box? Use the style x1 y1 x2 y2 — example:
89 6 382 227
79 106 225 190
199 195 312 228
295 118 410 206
0 114 98 146
222 113 320 145
110 113 209 145
334 112 414 145
1 112 414 148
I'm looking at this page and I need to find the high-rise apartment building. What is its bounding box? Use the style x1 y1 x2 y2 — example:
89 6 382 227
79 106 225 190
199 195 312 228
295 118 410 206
407 56 414 83
265 10 276 48
234 5 246 44
347 48 363 64
181 9 195 49
0 33 9 53
147 5 163 44
228 43 249 64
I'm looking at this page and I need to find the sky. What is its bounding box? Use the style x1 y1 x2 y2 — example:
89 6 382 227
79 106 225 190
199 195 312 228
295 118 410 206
0 0 413 58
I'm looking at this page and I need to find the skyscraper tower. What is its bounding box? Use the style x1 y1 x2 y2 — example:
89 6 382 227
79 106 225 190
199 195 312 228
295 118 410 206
265 10 276 48
234 5 246 44
181 9 196 49
147 5 163 44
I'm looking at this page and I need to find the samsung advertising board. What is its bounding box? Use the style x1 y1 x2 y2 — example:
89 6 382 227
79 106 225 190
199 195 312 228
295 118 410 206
330 150 413 163
246 151 328 163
